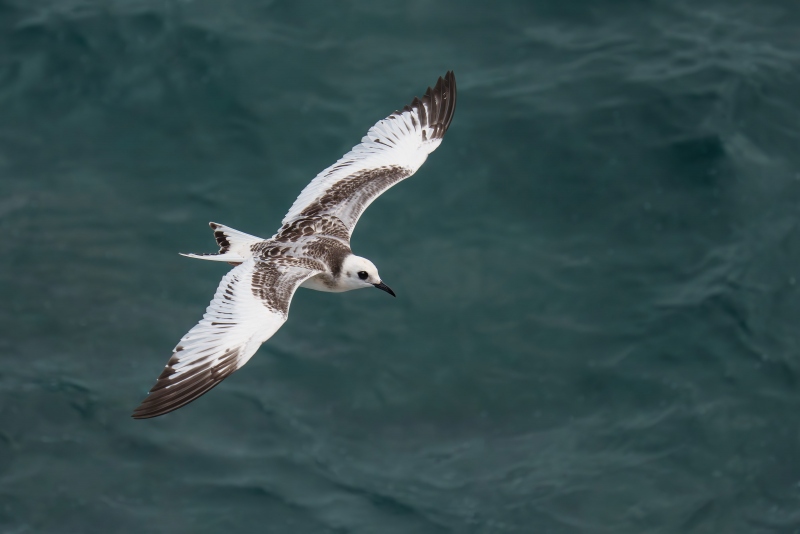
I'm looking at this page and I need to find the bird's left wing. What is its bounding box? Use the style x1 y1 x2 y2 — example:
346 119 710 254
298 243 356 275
282 71 457 236
132 258 321 419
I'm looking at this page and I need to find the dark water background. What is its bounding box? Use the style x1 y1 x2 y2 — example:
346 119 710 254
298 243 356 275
2 1 800 532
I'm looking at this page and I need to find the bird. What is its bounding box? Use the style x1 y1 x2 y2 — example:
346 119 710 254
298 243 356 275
132 71 457 419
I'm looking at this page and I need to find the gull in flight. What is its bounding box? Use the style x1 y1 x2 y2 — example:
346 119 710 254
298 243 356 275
133 71 457 418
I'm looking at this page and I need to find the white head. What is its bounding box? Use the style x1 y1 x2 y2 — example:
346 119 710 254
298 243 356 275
339 255 396 296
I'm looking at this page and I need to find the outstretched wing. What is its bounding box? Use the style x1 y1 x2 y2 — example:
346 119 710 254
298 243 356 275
282 71 457 236
132 258 321 419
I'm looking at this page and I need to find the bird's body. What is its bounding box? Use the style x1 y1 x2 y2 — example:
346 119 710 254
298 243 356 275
133 72 457 419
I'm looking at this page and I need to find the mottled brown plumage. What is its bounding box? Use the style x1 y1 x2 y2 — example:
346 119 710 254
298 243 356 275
133 72 457 419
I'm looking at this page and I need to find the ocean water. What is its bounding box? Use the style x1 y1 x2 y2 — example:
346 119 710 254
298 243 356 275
2 0 800 532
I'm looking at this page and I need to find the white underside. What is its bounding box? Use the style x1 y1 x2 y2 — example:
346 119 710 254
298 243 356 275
300 271 372 293
300 273 345 292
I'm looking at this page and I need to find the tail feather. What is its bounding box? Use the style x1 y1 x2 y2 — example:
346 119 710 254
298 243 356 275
181 222 264 263
209 222 263 255
179 252 246 264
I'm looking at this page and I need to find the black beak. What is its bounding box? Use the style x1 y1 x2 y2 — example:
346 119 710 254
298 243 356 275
373 281 396 297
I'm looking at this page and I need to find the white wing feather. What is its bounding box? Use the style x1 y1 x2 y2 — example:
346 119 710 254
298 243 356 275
133 258 318 418
282 71 457 233
133 72 457 419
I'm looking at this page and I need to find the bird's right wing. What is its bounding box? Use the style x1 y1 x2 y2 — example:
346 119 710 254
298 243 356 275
281 71 457 236
132 258 322 419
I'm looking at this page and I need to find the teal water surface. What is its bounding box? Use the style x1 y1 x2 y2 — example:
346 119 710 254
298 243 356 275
2 1 800 532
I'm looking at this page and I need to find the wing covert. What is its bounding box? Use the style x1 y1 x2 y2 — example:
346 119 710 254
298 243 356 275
282 71 457 235
132 258 321 419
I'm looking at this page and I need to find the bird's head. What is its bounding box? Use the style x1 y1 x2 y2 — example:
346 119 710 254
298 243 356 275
340 255 395 297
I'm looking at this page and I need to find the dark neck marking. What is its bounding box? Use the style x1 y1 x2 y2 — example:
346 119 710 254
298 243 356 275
301 238 350 277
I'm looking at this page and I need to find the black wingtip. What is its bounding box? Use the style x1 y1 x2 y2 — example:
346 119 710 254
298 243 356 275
131 376 227 419
394 71 457 140
422 71 457 139
131 348 240 419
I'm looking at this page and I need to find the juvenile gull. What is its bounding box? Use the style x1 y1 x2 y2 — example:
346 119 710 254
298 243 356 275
132 71 457 418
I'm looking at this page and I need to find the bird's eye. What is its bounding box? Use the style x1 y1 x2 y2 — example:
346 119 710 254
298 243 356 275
358 271 369 280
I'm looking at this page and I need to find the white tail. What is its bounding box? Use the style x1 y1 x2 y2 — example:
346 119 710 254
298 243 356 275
180 222 264 263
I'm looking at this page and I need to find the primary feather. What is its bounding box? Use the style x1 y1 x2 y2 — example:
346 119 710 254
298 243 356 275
133 72 457 418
